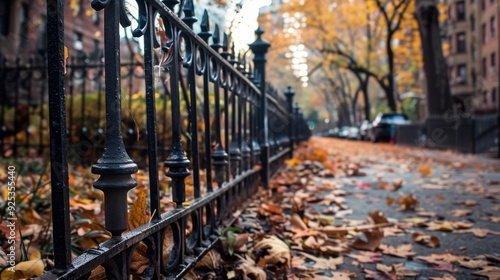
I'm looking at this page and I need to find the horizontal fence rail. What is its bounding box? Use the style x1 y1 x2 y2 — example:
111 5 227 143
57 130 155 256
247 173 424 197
33 0 312 279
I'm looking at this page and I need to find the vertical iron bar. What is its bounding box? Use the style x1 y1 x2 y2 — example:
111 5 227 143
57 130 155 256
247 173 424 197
182 1 201 199
285 85 295 158
13 58 19 156
91 0 138 237
249 27 270 187
25 59 32 153
211 25 228 188
198 10 213 192
221 33 231 182
46 0 72 270
144 2 161 221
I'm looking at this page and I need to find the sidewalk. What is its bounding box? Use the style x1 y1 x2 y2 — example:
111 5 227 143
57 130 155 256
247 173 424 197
223 137 500 279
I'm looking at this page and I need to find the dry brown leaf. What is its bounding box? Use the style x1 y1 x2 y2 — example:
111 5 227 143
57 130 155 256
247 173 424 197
426 221 454 232
457 258 490 269
392 179 403 191
346 251 383 263
418 163 433 176
1 259 44 279
291 213 308 231
473 266 500 279
254 235 291 268
128 187 150 230
422 184 446 190
412 232 440 248
450 209 472 217
197 249 222 270
454 228 500 238
368 211 389 225
258 203 283 216
351 229 384 251
429 274 456 280
386 196 395 206
236 254 267 280
379 244 416 258
396 193 419 210
297 252 343 270
376 263 418 278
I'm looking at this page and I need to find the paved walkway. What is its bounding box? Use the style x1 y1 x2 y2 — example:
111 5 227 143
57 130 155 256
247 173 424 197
231 137 500 279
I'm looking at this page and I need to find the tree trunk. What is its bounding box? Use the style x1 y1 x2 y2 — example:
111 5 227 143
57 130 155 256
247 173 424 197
415 0 453 116
386 35 397 112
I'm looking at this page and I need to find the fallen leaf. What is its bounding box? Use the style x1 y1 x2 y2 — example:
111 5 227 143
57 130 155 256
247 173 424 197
429 273 456 280
254 235 291 268
458 258 490 269
397 193 419 211
454 228 500 238
379 244 416 258
351 229 384 251
236 254 267 280
347 251 383 263
128 187 150 230
368 211 389 225
473 266 500 279
450 209 472 217
298 252 343 270
1 260 44 279
412 232 440 248
418 163 433 176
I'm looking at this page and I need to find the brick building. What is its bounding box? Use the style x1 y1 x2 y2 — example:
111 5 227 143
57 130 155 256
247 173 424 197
0 0 104 61
446 0 499 113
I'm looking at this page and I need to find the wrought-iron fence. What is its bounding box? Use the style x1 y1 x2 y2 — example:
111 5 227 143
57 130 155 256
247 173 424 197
35 0 311 278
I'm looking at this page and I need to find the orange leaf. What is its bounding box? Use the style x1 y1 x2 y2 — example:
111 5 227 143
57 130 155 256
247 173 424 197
128 188 150 230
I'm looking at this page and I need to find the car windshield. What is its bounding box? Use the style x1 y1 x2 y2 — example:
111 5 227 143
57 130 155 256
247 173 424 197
381 115 408 124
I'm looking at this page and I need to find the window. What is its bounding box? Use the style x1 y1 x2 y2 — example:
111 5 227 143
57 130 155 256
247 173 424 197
93 10 99 25
457 32 466 52
483 91 488 106
20 3 29 46
482 0 486 11
472 69 477 88
0 0 9 36
457 64 467 84
483 57 487 76
471 15 475 31
491 52 496 75
491 17 496 39
472 45 477 59
492 88 497 104
457 1 465 21
74 31 83 52
483 24 487 44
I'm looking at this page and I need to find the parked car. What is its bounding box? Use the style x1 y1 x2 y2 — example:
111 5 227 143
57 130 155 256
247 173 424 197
338 126 360 140
358 120 372 141
327 128 339 137
367 113 409 142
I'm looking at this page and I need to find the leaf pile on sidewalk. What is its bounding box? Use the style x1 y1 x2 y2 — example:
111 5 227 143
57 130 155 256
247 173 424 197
199 139 500 279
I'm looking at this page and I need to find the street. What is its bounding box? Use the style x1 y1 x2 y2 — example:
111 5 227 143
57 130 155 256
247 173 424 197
230 137 500 279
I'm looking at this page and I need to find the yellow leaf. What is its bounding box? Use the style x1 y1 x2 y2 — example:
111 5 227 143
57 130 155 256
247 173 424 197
1 260 44 279
128 188 150 230
64 46 69 74
29 251 41 260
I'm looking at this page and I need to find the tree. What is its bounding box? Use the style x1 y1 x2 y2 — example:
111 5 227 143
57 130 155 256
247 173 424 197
260 0 421 118
415 0 452 116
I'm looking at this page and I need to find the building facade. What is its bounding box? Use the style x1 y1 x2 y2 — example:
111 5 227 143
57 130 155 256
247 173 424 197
446 0 499 113
0 0 104 62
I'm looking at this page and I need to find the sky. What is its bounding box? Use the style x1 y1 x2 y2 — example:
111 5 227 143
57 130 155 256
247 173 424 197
226 0 272 52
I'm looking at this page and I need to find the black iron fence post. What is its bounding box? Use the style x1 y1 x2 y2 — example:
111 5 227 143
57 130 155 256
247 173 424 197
46 0 72 271
90 0 138 238
285 85 295 158
293 103 300 142
249 27 270 188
